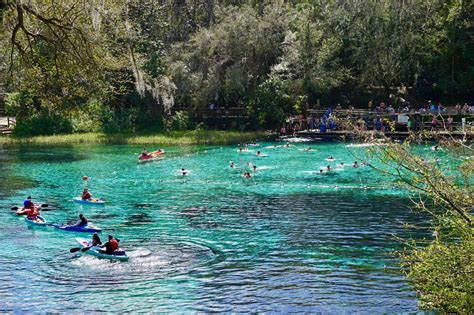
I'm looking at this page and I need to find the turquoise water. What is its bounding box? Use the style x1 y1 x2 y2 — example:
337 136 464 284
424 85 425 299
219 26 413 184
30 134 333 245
0 141 436 312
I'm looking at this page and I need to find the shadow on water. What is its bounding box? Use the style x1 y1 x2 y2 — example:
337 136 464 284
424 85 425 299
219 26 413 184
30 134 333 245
180 206 221 229
123 213 154 226
0 174 39 199
1 144 87 164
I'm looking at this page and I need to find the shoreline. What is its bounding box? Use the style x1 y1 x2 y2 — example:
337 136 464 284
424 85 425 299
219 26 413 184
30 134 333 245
0 130 269 146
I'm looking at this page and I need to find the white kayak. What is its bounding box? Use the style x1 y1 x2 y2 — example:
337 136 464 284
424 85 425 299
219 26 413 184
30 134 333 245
73 197 105 206
75 238 129 261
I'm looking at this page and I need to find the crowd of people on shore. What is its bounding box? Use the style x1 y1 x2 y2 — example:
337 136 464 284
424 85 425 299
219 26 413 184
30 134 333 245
280 100 473 134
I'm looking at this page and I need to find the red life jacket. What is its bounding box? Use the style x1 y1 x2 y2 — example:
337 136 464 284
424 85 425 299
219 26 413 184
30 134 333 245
27 208 39 218
82 192 91 200
109 239 119 251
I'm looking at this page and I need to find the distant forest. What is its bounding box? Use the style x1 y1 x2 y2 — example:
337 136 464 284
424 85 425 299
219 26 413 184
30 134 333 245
1 0 473 133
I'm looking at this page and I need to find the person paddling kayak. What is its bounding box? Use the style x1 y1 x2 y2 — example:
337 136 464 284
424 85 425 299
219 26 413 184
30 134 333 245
141 148 148 157
91 233 102 246
23 196 34 210
98 235 120 255
82 188 92 201
74 214 88 227
26 207 40 220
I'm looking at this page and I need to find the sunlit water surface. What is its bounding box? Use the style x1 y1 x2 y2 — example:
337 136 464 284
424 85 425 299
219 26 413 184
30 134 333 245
0 141 443 312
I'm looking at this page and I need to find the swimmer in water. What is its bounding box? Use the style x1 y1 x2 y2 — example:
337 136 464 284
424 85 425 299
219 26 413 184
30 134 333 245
181 168 187 176
253 165 257 171
230 161 235 168
243 172 252 179
256 151 261 156
319 169 324 173
361 161 367 166
353 161 359 168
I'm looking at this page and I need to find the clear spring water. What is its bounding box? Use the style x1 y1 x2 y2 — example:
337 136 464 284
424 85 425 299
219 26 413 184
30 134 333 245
0 141 440 312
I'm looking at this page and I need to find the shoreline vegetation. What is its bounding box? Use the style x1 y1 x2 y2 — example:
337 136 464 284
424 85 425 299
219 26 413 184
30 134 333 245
0 130 268 146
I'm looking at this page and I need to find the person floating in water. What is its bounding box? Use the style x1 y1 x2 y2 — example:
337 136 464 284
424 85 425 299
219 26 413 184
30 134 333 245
229 161 235 168
253 165 257 171
243 172 252 179
181 168 187 176
256 151 261 156
82 188 92 201
75 214 88 227
353 161 359 168
23 196 35 210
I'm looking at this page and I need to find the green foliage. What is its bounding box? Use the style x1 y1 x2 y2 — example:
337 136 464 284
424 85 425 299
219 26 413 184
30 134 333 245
1 0 473 135
167 111 195 131
13 109 73 136
367 140 473 312
402 238 474 312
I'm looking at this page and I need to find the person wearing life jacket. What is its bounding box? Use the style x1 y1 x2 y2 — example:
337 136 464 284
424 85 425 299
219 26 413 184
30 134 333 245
82 188 92 201
99 235 119 255
23 196 35 210
75 214 88 227
141 148 148 157
26 207 39 220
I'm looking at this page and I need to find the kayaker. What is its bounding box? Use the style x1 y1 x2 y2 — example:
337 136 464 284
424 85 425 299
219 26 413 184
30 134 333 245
181 168 187 176
75 214 88 227
353 161 359 168
23 196 34 209
82 188 92 201
141 148 148 157
99 235 119 255
26 207 39 220
91 233 102 246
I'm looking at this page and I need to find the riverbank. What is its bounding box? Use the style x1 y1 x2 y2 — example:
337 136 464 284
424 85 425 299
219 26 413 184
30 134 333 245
0 130 268 146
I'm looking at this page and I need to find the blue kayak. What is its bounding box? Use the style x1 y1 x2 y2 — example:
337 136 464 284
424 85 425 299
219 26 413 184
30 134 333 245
73 197 105 206
53 224 102 233
25 215 47 227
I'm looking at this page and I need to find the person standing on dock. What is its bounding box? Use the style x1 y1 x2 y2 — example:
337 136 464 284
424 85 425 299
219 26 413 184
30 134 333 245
431 115 438 132
446 116 454 132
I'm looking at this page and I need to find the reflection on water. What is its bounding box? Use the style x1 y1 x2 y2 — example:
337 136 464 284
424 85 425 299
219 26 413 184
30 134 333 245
0 142 439 312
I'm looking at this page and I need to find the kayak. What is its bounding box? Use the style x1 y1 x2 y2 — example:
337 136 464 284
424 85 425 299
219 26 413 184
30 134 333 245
73 197 105 205
75 238 129 261
138 150 165 163
53 224 102 233
25 215 47 227
16 206 40 216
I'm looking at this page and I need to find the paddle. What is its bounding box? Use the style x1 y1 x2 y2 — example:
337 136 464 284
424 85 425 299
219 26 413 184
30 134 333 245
11 204 48 211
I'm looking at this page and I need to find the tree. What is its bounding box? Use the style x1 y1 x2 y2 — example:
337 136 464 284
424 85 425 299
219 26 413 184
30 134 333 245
365 135 473 312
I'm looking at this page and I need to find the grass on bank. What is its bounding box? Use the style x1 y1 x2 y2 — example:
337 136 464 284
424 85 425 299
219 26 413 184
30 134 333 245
0 130 269 145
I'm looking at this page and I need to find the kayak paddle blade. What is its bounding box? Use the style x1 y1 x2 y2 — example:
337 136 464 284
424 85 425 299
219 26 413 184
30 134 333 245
81 247 91 252
70 247 81 253
11 207 18 211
